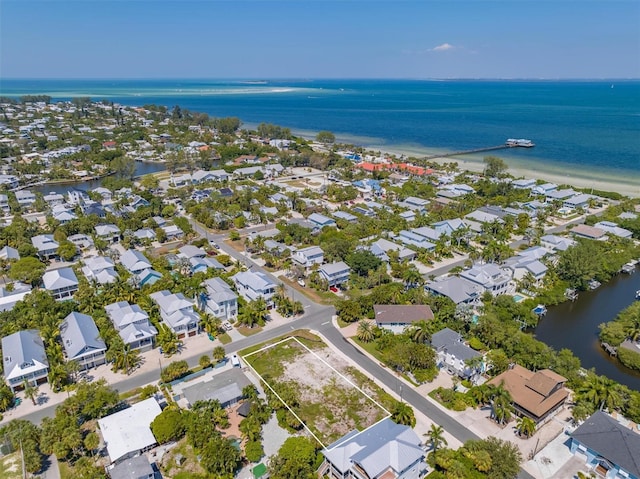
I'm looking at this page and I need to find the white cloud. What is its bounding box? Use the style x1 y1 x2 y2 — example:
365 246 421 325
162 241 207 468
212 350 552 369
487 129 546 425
431 43 456 52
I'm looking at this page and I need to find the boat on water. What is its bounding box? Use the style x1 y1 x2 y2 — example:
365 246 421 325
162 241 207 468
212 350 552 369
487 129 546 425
588 279 601 290
506 138 535 148
636 290 640 300
532 304 547 316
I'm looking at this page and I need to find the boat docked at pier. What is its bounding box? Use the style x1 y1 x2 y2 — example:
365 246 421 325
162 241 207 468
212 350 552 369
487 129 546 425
506 138 535 148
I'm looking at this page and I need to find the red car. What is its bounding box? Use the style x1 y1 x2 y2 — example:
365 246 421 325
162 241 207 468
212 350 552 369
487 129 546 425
330 286 339 293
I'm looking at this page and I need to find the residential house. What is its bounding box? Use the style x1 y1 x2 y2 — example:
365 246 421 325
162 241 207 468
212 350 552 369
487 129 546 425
319 261 351 287
333 210 358 223
189 256 224 274
540 234 576 252
162 224 183 240
97 398 162 464
369 238 416 262
120 249 152 274
179 368 252 408
231 270 277 308
43 192 65 207
511 178 536 189
32 234 59 260
431 327 483 380
82 256 119 285
465 209 504 225
374 305 434 334
52 205 77 224
0 246 19 261
133 228 156 242
178 244 207 259
105 301 157 352
308 212 337 229
488 364 568 423
0 194 9 214
15 190 36 208
2 330 49 392
95 224 121 243
0 283 32 312
107 455 154 479
293 246 324 268
425 276 483 305
397 230 436 251
594 221 633 239
270 192 292 209
459 263 512 296
67 233 94 250
60 312 107 370
531 183 557 196
149 290 200 339
399 210 416 222
432 218 468 237
398 196 429 213
42 267 79 300
134 269 163 287
503 256 548 284
321 417 427 479
564 193 593 210
570 224 607 241
411 226 445 243
202 277 238 321
569 411 640 479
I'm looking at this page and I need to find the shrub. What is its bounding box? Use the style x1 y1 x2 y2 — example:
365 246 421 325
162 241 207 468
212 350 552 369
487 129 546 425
468 337 486 351
151 408 185 444
618 347 640 372
161 360 190 383
244 440 264 462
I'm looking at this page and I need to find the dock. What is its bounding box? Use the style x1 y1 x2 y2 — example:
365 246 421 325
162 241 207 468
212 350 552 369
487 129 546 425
421 141 534 161
601 342 618 357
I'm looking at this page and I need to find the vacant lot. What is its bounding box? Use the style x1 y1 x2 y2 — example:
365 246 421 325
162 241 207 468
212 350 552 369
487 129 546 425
243 334 392 446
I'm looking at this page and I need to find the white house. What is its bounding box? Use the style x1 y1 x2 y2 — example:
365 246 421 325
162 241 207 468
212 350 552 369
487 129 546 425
95 224 121 243
231 270 277 307
120 249 152 274
105 301 157 352
460 263 512 296
594 221 633 239
82 256 119 284
32 234 59 260
293 246 324 268
42 267 79 300
2 330 49 392
202 277 238 321
149 290 200 339
319 261 351 287
60 312 107 370
431 327 483 380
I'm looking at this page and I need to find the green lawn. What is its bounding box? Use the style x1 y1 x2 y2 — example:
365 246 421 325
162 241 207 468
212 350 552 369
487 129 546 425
352 338 419 386
218 333 232 344
237 325 264 337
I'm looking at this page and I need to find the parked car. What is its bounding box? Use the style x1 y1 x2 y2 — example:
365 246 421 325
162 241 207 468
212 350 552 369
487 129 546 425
330 286 339 293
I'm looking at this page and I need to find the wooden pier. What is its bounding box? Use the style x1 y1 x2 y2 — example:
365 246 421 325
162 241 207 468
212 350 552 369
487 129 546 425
421 143 532 161
601 342 618 357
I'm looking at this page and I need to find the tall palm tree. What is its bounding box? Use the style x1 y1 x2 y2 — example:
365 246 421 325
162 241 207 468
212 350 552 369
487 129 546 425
578 374 624 412
425 424 447 455
200 313 222 337
515 416 536 438
624 315 640 342
0 384 15 412
22 380 38 406
410 320 432 344
391 401 416 427
490 382 514 425
356 320 375 343
402 267 423 289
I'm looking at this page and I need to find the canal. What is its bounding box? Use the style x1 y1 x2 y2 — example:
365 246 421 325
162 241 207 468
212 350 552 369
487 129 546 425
534 270 640 391
30 161 167 195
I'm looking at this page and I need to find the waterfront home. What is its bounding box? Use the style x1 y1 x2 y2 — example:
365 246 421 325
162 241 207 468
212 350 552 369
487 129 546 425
42 267 79 300
92 187 113 201
503 255 548 284
545 188 577 202
569 411 640 479
149 290 199 339
431 327 483 380
570 224 608 241
52 205 77 224
0 246 19 261
60 312 107 370
97 397 162 464
511 178 536 189
320 417 427 479
293 246 324 268
2 329 49 392
425 276 483 305
374 304 434 334
82 256 119 285
594 221 633 239
531 183 557 196
15 190 36 208
319 261 351 287
0 175 18 189
192 169 230 183
308 212 337 229
397 230 436 251
460 263 512 296
43 192 65 207
488 365 568 423
540 234 576 252
564 193 594 210
231 270 277 308
202 277 238 321
105 301 157 352
95 224 121 243
120 249 152 274
32 234 59 260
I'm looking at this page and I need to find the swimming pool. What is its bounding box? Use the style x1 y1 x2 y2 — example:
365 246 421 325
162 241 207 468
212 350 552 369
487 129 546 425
513 294 525 303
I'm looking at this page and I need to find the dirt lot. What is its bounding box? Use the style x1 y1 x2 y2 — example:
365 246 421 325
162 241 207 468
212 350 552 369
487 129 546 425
246 337 391 445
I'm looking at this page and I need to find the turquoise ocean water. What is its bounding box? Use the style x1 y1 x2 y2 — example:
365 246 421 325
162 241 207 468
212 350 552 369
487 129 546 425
1 79 639 182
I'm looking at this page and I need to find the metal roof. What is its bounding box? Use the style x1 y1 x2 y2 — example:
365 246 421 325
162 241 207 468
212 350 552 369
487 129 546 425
60 312 106 361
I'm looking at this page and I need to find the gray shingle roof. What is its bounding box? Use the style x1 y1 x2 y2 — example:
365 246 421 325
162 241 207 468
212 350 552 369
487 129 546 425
182 368 251 406
571 411 640 477
60 312 106 361
431 327 480 362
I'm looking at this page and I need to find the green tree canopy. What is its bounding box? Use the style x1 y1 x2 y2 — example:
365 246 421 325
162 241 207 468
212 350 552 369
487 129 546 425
8 257 46 286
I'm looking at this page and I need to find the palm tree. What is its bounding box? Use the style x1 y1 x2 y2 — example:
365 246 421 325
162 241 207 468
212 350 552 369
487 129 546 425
391 401 416 427
200 313 222 337
410 320 432 344
490 382 514 425
0 384 15 412
515 416 536 438
624 315 640 342
212 346 226 363
578 374 624 412
22 380 38 406
357 320 375 343
425 424 447 455
402 266 423 289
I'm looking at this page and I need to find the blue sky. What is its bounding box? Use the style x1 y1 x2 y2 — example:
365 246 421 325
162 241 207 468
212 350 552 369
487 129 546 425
2 1 639 79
